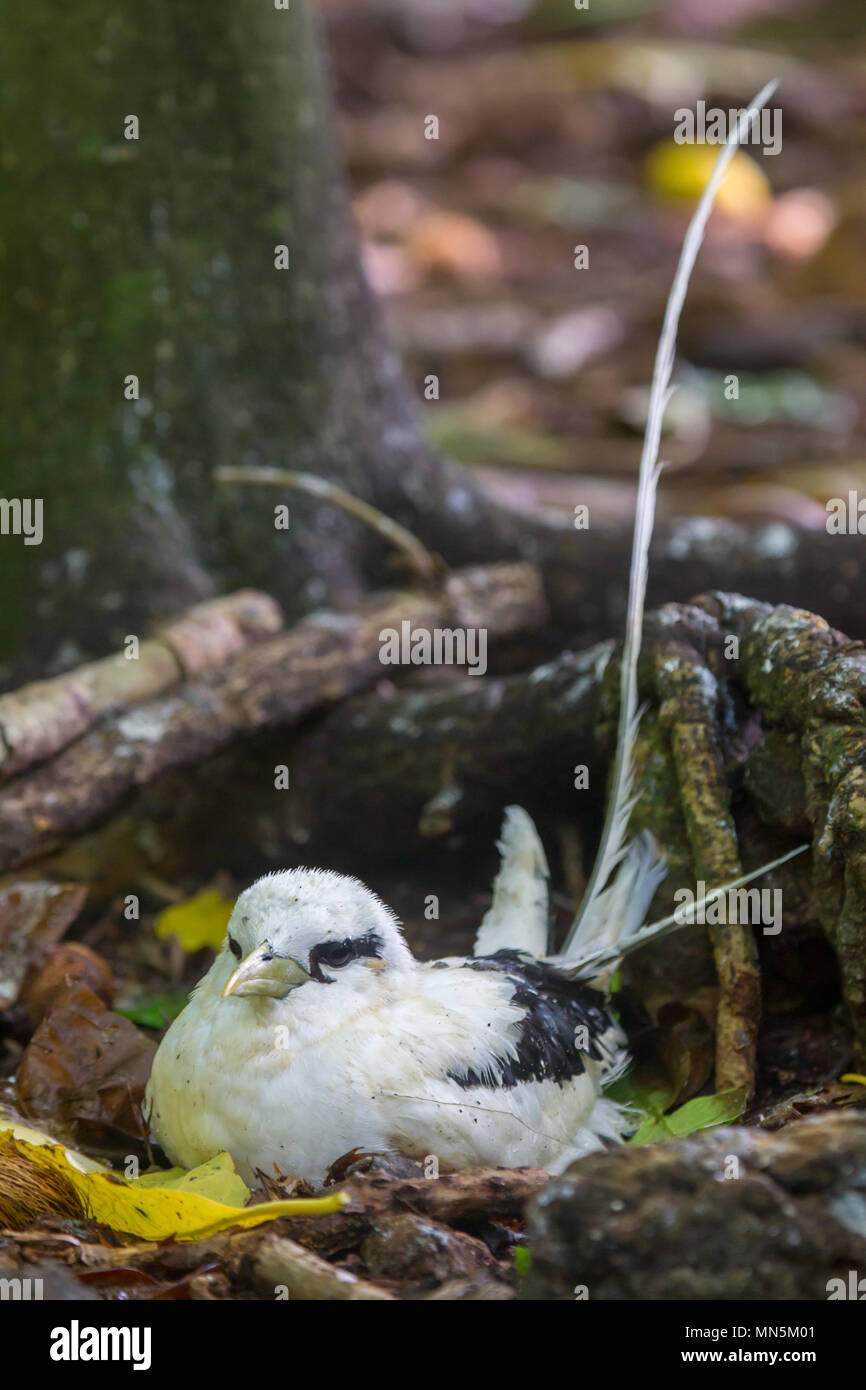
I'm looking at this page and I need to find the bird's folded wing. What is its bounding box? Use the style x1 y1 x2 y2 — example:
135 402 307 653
374 959 618 1170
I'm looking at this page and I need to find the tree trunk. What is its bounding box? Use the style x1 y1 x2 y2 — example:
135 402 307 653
0 0 509 681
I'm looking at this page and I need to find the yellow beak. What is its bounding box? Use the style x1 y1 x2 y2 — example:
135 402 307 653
222 944 311 999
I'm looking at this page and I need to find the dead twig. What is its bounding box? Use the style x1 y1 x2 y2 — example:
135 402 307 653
215 465 440 585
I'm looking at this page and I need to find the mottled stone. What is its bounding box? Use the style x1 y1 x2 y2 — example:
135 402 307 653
523 1112 866 1300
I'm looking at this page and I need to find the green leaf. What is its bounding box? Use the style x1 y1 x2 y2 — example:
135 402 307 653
117 991 189 1029
514 1245 532 1277
629 1085 748 1146
605 1068 677 1118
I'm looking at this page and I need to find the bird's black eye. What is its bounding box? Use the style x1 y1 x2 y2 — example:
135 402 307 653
228 936 242 960
316 940 355 969
311 939 355 973
308 932 382 982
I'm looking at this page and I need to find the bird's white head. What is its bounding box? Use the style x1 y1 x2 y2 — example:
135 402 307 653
220 868 413 1000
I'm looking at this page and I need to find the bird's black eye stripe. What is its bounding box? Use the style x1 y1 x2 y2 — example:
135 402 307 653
308 932 383 982
228 936 242 960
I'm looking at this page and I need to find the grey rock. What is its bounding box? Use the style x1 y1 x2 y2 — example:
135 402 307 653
522 1111 866 1300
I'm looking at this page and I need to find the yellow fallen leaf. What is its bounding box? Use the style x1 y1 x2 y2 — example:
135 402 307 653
154 888 234 953
0 1108 107 1172
0 1134 346 1241
841 1073 866 1086
644 141 771 220
131 1150 249 1207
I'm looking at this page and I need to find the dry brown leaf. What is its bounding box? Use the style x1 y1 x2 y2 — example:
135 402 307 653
15 984 155 1147
0 881 87 1009
20 941 115 1027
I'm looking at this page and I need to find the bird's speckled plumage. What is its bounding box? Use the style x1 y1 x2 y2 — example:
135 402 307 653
145 840 634 1185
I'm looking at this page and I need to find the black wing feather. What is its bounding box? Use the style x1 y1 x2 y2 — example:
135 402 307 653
446 950 615 1091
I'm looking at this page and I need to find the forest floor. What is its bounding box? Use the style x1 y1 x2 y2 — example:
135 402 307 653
2 0 866 1301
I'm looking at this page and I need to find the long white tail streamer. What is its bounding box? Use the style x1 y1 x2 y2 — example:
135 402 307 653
562 79 780 960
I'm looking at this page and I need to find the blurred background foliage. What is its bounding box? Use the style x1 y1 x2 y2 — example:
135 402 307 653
322 0 866 535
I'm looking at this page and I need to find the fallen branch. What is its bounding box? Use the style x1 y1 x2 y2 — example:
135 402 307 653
0 564 545 871
248 1233 396 1301
0 591 283 782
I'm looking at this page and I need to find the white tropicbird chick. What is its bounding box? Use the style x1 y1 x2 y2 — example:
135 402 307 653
145 808 656 1185
147 82 803 1186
